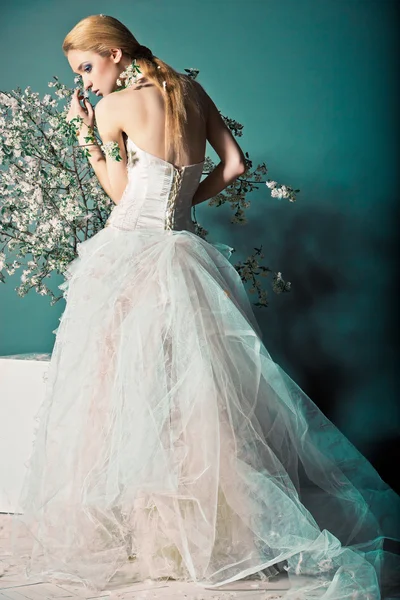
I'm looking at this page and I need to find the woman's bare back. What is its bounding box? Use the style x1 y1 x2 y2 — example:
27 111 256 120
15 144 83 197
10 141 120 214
115 77 208 168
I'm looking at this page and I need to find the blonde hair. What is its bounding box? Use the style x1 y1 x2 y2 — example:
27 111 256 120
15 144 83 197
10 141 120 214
62 14 205 163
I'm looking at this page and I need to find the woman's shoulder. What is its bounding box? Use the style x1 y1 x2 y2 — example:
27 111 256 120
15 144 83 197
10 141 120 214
188 79 210 120
94 90 120 119
95 86 138 112
94 86 144 129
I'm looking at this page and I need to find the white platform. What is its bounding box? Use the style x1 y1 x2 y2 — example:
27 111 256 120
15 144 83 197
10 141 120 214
0 354 51 513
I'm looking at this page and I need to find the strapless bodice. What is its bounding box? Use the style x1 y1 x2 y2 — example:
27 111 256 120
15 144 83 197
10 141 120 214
105 137 205 233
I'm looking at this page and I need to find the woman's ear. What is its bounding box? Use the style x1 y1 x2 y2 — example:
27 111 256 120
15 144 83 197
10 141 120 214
110 48 123 64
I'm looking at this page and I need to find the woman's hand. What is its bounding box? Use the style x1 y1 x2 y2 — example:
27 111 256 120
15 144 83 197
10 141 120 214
66 88 95 132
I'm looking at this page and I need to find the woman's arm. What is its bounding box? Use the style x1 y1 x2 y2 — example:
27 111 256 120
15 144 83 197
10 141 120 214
77 123 117 202
192 163 245 207
94 96 129 205
191 82 246 207
67 88 119 204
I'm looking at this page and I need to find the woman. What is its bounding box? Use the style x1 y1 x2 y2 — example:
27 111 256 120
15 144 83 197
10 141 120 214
10 14 399 599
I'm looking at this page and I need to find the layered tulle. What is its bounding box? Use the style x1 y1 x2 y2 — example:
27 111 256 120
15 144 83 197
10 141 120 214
9 226 400 598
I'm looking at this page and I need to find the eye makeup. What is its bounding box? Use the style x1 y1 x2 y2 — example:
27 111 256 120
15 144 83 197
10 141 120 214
74 62 91 74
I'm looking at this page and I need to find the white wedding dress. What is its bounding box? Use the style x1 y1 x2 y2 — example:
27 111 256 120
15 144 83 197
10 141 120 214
9 136 400 598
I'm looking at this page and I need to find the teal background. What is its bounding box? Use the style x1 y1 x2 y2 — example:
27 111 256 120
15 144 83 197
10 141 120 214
1 1 399 487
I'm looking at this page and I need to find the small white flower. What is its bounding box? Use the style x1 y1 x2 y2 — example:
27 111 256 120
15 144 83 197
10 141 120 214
101 141 121 161
271 187 284 199
280 185 290 198
117 60 142 88
266 180 277 189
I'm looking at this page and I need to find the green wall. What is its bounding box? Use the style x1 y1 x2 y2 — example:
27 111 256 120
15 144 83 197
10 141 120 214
1 0 398 486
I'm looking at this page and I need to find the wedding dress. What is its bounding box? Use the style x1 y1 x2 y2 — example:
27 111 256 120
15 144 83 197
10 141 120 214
9 136 400 598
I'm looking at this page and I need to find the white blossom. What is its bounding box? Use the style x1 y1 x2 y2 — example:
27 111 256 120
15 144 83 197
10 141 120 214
266 180 277 189
271 187 284 199
280 185 290 198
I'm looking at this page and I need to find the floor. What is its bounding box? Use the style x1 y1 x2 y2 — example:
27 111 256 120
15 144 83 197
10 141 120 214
1 514 398 600
0 513 297 600
0 576 292 600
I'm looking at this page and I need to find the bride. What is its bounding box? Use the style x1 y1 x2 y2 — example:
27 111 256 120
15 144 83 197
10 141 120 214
9 13 399 599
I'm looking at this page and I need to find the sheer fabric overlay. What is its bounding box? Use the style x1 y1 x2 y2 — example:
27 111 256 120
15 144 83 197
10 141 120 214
9 227 400 599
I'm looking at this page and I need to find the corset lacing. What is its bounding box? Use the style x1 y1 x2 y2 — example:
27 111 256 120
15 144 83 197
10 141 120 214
164 167 184 231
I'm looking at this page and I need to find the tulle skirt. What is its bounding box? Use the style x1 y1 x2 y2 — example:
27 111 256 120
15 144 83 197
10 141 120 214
9 226 400 598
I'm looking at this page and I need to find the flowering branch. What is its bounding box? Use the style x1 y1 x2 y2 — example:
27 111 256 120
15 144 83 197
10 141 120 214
0 70 299 308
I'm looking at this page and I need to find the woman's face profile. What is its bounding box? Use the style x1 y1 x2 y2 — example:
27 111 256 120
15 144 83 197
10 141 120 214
67 49 124 98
